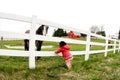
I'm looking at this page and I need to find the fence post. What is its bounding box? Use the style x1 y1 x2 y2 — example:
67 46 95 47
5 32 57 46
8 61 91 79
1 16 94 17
85 31 91 61
113 39 116 53
104 35 108 57
29 15 37 69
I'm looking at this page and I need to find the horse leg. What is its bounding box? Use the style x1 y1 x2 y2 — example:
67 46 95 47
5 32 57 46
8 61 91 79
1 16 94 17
24 39 29 51
36 40 43 60
23 39 29 61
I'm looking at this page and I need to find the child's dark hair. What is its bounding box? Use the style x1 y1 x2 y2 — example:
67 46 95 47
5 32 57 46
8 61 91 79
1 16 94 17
59 41 66 47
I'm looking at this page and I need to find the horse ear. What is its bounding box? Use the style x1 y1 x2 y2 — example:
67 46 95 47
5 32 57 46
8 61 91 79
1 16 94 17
41 25 45 27
25 30 30 33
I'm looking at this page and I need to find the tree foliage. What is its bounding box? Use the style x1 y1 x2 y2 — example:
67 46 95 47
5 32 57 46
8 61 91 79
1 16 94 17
90 25 99 33
53 28 68 37
81 33 87 38
90 25 106 36
118 30 120 39
96 31 106 37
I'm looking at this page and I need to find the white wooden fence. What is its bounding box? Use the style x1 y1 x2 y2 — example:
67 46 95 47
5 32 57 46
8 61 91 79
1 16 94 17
0 12 120 69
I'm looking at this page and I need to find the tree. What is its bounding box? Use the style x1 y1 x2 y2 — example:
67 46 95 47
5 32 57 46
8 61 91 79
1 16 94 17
96 31 106 37
96 25 106 36
81 33 87 38
118 29 120 39
99 25 105 32
90 25 99 33
90 25 106 36
64 31 68 36
53 28 68 37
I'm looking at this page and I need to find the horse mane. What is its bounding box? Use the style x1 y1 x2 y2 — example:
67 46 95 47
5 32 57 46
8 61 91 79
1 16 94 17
36 25 49 35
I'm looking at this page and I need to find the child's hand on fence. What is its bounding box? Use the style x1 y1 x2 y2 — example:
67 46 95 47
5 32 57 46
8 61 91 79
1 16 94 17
55 51 57 54
55 51 59 56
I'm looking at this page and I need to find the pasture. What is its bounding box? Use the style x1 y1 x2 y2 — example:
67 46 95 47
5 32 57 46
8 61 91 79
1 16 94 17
0 39 120 80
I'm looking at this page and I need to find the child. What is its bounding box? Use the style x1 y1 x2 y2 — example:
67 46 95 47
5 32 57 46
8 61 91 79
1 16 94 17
55 41 73 69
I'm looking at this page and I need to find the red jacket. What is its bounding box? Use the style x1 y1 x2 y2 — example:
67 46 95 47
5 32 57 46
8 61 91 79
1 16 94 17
55 45 73 60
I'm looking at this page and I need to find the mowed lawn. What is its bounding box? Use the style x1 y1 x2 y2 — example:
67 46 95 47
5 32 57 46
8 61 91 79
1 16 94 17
1 38 107 51
0 38 120 80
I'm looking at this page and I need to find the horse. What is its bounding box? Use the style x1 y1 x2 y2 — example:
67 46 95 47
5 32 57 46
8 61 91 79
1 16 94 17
24 25 49 59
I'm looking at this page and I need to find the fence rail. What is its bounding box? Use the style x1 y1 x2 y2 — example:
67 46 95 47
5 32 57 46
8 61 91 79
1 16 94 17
0 12 120 69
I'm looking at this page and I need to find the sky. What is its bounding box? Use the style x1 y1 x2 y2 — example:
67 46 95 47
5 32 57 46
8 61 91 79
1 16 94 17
0 0 120 36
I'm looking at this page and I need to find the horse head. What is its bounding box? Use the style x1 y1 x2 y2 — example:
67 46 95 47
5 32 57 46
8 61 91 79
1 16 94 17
36 25 49 35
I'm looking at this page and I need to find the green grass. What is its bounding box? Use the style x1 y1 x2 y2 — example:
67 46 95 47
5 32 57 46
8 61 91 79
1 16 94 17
0 39 120 80
0 39 107 51
0 52 120 80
